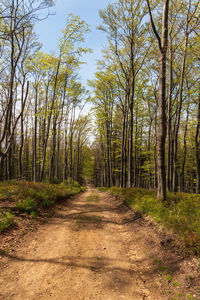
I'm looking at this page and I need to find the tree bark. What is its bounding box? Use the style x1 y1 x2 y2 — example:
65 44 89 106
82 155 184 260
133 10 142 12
146 0 170 201
195 90 200 194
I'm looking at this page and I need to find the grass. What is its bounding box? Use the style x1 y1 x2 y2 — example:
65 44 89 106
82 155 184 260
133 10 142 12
97 186 200 256
0 211 14 232
0 179 85 232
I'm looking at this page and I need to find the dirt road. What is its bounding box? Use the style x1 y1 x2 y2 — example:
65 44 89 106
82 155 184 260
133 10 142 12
0 188 191 299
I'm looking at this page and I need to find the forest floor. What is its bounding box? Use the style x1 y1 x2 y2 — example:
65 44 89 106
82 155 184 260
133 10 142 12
0 187 200 300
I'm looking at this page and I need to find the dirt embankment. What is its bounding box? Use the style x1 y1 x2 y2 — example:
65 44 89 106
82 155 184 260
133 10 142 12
0 188 199 300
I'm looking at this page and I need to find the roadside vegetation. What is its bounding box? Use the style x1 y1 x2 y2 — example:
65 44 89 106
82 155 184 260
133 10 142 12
98 187 200 256
0 180 85 232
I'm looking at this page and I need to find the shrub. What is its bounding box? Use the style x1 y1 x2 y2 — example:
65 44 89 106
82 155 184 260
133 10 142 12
0 180 84 218
0 211 14 232
16 197 37 213
50 177 61 184
106 187 200 255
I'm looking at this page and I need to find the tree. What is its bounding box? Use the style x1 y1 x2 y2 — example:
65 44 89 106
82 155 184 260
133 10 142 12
146 0 170 201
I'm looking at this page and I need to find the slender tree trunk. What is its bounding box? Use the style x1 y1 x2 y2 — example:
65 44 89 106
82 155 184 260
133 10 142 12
134 108 138 187
167 36 173 191
147 0 170 201
33 85 38 182
195 90 200 194
19 79 26 178
172 32 188 192
181 99 190 192
120 109 126 187
157 51 167 200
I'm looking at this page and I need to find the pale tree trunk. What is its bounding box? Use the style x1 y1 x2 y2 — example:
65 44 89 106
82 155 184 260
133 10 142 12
167 36 173 192
33 85 38 182
195 90 200 194
146 0 170 201
181 97 190 192
19 79 26 179
128 77 135 188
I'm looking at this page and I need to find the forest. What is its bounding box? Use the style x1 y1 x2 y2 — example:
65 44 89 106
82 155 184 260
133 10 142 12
91 0 200 200
0 0 92 185
0 0 200 298
0 0 199 200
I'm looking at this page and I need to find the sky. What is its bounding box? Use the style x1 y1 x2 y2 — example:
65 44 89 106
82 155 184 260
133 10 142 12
34 0 114 87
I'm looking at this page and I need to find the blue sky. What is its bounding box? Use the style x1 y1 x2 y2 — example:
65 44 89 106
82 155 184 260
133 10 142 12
34 0 113 87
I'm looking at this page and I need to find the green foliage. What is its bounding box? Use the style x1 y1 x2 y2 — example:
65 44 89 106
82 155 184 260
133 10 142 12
50 177 61 184
0 180 84 219
173 281 180 287
0 212 14 232
166 274 173 283
31 211 36 219
16 197 37 213
82 146 95 180
62 178 80 187
107 187 200 255
96 187 109 193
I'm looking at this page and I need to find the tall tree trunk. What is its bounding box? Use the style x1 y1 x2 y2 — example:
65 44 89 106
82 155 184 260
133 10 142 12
172 31 188 192
120 108 126 188
19 79 26 178
195 90 200 194
128 77 135 188
147 0 170 201
33 85 38 182
181 98 190 192
167 36 173 191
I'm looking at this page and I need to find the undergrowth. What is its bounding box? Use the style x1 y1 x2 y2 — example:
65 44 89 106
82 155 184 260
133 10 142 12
0 211 14 232
97 187 200 256
0 179 85 231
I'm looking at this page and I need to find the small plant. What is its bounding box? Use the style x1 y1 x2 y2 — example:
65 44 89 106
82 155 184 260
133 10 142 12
166 273 173 283
16 197 37 213
159 265 167 272
153 259 162 265
40 198 55 208
31 211 36 219
168 290 173 294
0 212 14 232
177 293 183 297
187 275 194 280
173 281 180 287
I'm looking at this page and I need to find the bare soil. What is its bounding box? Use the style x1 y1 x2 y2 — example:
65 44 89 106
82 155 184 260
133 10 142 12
0 187 199 300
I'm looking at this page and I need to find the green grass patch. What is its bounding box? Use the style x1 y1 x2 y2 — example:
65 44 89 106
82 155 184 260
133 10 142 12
96 187 109 193
0 180 85 227
105 187 200 256
0 211 14 232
